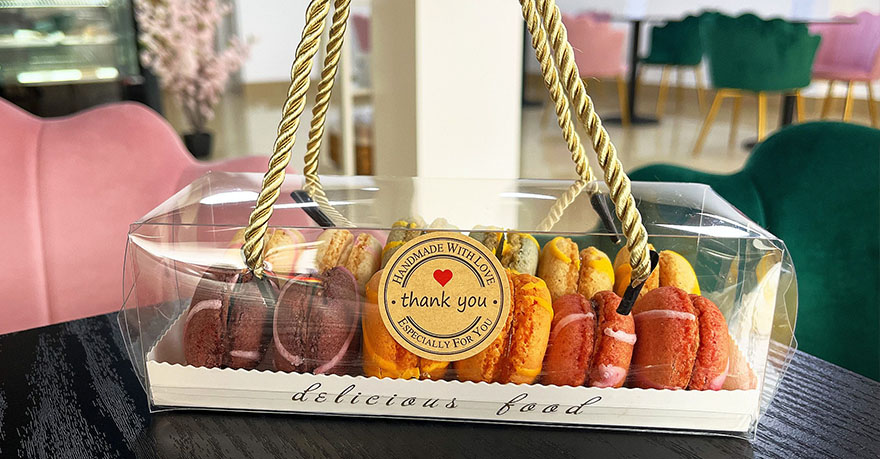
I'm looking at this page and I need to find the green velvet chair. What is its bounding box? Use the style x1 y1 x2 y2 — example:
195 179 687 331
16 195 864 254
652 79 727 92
640 15 706 118
629 121 880 380
694 13 821 154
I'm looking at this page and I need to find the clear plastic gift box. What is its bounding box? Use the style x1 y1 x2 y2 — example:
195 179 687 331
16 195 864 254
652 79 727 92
118 171 797 440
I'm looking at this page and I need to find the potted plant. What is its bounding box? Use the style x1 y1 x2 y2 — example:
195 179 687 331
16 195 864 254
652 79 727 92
134 0 249 158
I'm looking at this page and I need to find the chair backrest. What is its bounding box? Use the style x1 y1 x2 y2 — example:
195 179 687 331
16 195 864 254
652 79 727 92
628 122 880 380
562 13 626 79
811 11 880 78
351 13 370 53
701 13 821 92
0 99 276 334
646 15 703 66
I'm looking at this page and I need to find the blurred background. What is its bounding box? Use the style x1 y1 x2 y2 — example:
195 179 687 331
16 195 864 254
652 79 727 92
1 0 877 179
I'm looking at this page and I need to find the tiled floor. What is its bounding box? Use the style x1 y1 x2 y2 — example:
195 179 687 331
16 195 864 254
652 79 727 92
163 76 877 179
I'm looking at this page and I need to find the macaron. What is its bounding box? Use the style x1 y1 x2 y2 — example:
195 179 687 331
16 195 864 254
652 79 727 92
228 227 305 276
382 217 425 267
659 250 701 295
541 293 596 387
613 244 659 298
470 226 504 255
500 233 539 275
537 236 580 300
455 272 553 384
183 267 276 370
688 295 729 390
361 270 448 379
314 229 355 273
342 233 383 290
273 267 361 375
577 247 614 299
588 291 636 388
722 335 758 390
454 274 516 383
630 286 699 389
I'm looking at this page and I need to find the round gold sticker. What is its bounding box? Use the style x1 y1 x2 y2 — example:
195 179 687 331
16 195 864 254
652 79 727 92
378 231 511 361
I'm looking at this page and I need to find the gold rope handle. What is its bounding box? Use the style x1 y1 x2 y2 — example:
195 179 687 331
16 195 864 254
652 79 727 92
242 0 331 277
525 0 652 285
520 0 595 184
303 0 354 227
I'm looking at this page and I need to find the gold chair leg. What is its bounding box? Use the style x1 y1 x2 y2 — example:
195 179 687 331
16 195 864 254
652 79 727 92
843 80 855 122
729 94 743 147
617 75 630 127
821 80 835 118
656 66 671 120
693 90 727 156
867 82 878 128
796 90 805 123
757 92 767 141
694 66 707 113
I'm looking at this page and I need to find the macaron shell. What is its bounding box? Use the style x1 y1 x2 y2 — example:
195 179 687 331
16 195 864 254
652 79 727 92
722 335 758 390
687 295 729 390
264 228 305 276
315 229 355 273
223 275 275 370
630 286 699 389
613 243 656 270
184 268 239 368
310 267 361 375
500 273 553 384
501 233 539 276
273 277 317 372
577 247 614 299
537 237 580 300
362 271 420 379
343 233 383 290
455 275 516 383
659 250 701 295
588 291 635 388
542 293 596 387
613 261 659 298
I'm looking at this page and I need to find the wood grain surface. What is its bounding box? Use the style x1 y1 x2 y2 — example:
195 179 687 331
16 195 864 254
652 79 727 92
0 313 877 459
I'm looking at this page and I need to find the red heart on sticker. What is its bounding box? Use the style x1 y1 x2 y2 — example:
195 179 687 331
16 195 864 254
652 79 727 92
433 269 453 287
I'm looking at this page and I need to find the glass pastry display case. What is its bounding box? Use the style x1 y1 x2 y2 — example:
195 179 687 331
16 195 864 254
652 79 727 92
0 0 139 85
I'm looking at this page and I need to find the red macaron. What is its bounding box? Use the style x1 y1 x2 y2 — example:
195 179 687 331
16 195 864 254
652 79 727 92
542 293 597 386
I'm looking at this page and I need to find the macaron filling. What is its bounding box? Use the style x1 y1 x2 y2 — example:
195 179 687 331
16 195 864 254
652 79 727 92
633 309 696 322
603 327 637 345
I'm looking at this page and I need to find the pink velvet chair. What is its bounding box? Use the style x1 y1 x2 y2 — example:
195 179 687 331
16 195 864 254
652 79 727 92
557 13 629 125
811 12 880 126
0 98 277 334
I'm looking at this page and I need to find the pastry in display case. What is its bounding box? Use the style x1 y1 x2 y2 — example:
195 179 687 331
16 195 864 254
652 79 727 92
0 0 139 85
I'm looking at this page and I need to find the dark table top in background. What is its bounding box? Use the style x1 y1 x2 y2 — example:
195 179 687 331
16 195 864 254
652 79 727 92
0 313 878 458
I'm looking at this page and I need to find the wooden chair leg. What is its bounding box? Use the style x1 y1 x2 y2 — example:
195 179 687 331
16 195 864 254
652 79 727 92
694 66 707 113
675 67 685 112
843 80 855 122
868 82 879 128
821 80 835 118
729 94 743 147
693 90 727 156
867 81 878 128
796 90 805 123
757 92 767 141
616 75 630 127
656 66 671 120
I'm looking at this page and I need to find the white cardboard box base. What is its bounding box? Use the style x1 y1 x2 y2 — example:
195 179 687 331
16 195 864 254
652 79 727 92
146 314 760 433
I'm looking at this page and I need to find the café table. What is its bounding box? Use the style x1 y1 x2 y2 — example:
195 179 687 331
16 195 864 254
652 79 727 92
0 312 877 458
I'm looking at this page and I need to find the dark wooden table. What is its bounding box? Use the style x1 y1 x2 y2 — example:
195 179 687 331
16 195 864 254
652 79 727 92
0 313 877 458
